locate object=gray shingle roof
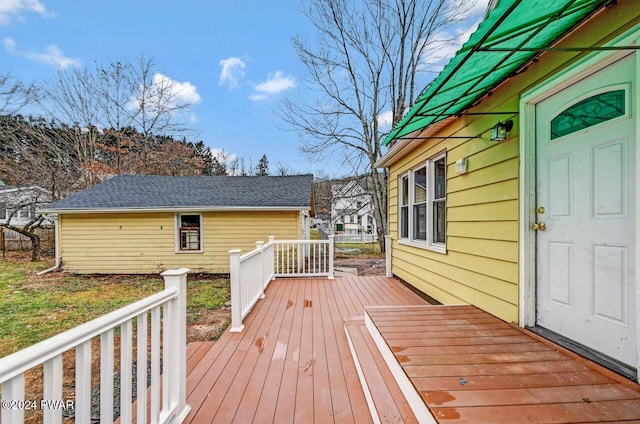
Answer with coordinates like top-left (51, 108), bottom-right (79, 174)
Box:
top-left (41, 174), bottom-right (314, 211)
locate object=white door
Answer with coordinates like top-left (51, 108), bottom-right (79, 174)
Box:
top-left (535, 54), bottom-right (637, 366)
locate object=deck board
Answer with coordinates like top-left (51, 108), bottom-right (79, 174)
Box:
top-left (182, 280), bottom-right (640, 423)
top-left (347, 318), bottom-right (420, 423)
top-left (183, 276), bottom-right (428, 423)
top-left (366, 304), bottom-right (640, 424)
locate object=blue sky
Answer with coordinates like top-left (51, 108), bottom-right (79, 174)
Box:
top-left (1, 0), bottom-right (488, 178)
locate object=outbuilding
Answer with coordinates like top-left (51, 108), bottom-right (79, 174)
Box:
top-left (40, 174), bottom-right (314, 274)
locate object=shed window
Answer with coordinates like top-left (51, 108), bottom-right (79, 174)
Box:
top-left (177, 214), bottom-right (202, 252)
top-left (551, 89), bottom-right (625, 139)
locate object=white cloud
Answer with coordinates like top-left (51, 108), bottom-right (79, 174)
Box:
top-left (3, 36), bottom-right (16, 51)
top-left (0, 0), bottom-right (52, 25)
top-left (30, 44), bottom-right (81, 69)
top-left (377, 110), bottom-right (393, 129)
top-left (127, 72), bottom-right (201, 123)
top-left (418, 0), bottom-right (490, 74)
top-left (211, 148), bottom-right (237, 163)
top-left (219, 57), bottom-right (246, 89)
top-left (250, 71), bottom-right (296, 101)
top-left (3, 37), bottom-right (81, 69)
top-left (249, 93), bottom-right (268, 101)
top-left (152, 73), bottom-right (202, 105)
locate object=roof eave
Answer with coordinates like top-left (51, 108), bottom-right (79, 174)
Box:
top-left (38, 205), bottom-right (311, 215)
top-left (377, 116), bottom-right (457, 168)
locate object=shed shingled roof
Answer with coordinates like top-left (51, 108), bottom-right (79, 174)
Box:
top-left (41, 174), bottom-right (314, 212)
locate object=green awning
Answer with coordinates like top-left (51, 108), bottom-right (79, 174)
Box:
top-left (382, 0), bottom-right (612, 146)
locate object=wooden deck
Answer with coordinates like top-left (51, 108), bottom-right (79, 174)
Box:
top-left (183, 275), bottom-right (427, 423)
top-left (181, 277), bottom-right (640, 423)
top-left (366, 304), bottom-right (640, 423)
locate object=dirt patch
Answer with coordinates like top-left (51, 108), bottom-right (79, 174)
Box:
top-left (334, 257), bottom-right (386, 276)
top-left (188, 307), bottom-right (230, 342)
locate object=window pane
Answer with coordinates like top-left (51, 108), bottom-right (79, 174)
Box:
top-left (414, 167), bottom-right (427, 203)
top-left (400, 206), bottom-right (408, 238)
top-left (551, 90), bottom-right (625, 139)
top-left (433, 200), bottom-right (446, 244)
top-left (181, 229), bottom-right (200, 250)
top-left (413, 203), bottom-right (426, 240)
top-left (434, 157), bottom-right (446, 199)
top-left (401, 176), bottom-right (409, 206)
top-left (179, 214), bottom-right (201, 250)
top-left (180, 214), bottom-right (200, 227)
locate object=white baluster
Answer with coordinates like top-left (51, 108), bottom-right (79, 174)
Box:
top-left (100, 330), bottom-right (114, 424)
top-left (119, 321), bottom-right (133, 424)
top-left (76, 341), bottom-right (92, 423)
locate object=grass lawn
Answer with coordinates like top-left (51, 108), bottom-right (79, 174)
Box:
top-left (335, 241), bottom-right (382, 258)
top-left (0, 253), bottom-right (230, 358)
top-left (310, 228), bottom-right (383, 258)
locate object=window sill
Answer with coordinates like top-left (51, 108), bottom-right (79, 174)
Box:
top-left (175, 249), bottom-right (204, 254)
top-left (397, 239), bottom-right (447, 254)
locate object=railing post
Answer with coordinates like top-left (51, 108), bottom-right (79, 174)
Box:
top-left (229, 249), bottom-right (244, 332)
top-left (256, 241), bottom-right (265, 299)
top-left (385, 235), bottom-right (392, 278)
top-left (161, 267), bottom-right (190, 423)
top-left (269, 236), bottom-right (276, 280)
top-left (328, 235), bottom-right (335, 279)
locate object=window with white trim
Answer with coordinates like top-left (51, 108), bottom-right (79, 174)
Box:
top-left (398, 152), bottom-right (447, 252)
top-left (176, 213), bottom-right (202, 252)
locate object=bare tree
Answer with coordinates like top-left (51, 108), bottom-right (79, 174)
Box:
top-left (280, 0), bottom-right (479, 250)
top-left (38, 55), bottom-right (199, 187)
top-left (0, 73), bottom-right (37, 115)
top-left (0, 186), bottom-right (52, 261)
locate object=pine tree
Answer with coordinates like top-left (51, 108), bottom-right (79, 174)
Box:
top-left (255, 154), bottom-right (269, 176)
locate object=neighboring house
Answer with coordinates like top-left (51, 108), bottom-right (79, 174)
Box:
top-left (0, 184), bottom-right (52, 227)
top-left (40, 174), bottom-right (314, 274)
top-left (377, 0), bottom-right (640, 376)
top-left (331, 180), bottom-right (377, 235)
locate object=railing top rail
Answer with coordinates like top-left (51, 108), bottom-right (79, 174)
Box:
top-left (0, 288), bottom-right (178, 383)
top-left (238, 239), bottom-right (275, 262)
top-left (272, 239), bottom-right (330, 245)
top-left (240, 248), bottom-right (262, 261)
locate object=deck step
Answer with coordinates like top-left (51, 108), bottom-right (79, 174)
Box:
top-left (344, 317), bottom-right (420, 424)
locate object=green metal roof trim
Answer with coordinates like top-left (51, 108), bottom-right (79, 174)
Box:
top-left (382, 0), bottom-right (610, 146)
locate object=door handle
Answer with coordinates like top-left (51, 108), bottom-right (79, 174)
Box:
top-left (532, 222), bottom-right (546, 231)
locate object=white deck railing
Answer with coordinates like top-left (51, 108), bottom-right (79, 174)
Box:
top-left (228, 236), bottom-right (334, 332)
top-left (0, 268), bottom-right (190, 424)
top-left (273, 237), bottom-right (334, 278)
top-left (228, 237), bottom-right (276, 332)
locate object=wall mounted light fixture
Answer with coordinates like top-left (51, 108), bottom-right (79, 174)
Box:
top-left (490, 120), bottom-right (513, 142)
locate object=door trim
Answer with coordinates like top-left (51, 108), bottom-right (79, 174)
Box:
top-left (519, 27), bottom-right (640, 378)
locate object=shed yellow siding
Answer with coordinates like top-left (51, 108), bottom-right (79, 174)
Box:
top-left (386, 1), bottom-right (639, 324)
top-left (59, 210), bottom-right (302, 274)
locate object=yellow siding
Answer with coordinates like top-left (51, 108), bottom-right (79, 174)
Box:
top-left (387, 1), bottom-right (638, 324)
top-left (59, 210), bottom-right (302, 274)
top-left (388, 122), bottom-right (520, 322)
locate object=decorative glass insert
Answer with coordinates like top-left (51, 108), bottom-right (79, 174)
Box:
top-left (551, 90), bottom-right (625, 140)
